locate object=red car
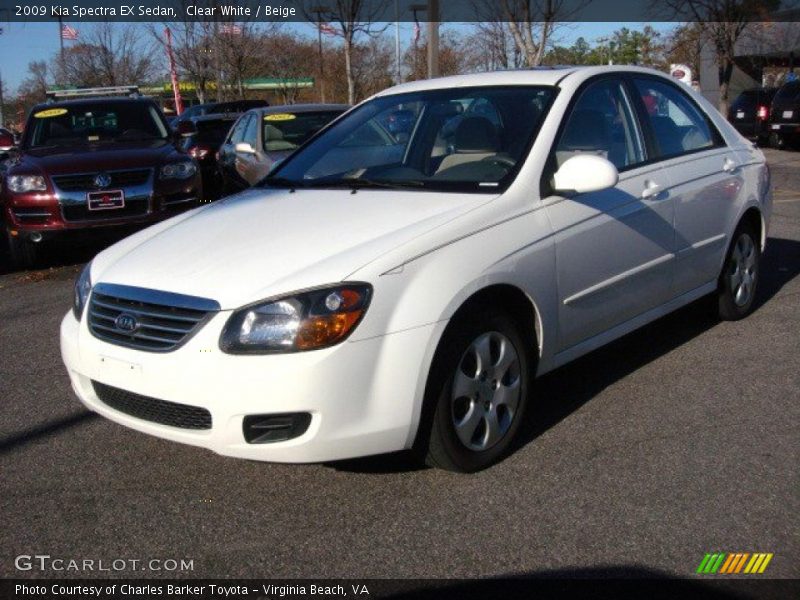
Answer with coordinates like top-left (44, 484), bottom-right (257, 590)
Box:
top-left (1, 89), bottom-right (202, 268)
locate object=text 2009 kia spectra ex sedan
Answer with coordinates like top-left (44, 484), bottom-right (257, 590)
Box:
top-left (60, 66), bottom-right (772, 472)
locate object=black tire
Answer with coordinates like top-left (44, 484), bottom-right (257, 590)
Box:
top-left (717, 222), bottom-right (760, 321)
top-left (5, 227), bottom-right (37, 270)
top-left (769, 132), bottom-right (785, 150)
top-left (418, 308), bottom-right (532, 473)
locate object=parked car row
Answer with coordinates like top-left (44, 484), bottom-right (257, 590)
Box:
top-left (727, 78), bottom-right (800, 149)
top-left (0, 87), bottom-right (346, 268)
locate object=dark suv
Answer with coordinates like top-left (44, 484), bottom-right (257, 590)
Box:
top-left (180, 112), bottom-right (241, 200)
top-left (0, 91), bottom-right (202, 268)
top-left (727, 87), bottom-right (777, 145)
top-left (768, 79), bottom-right (800, 149)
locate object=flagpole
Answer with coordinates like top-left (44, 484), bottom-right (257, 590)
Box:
top-left (164, 27), bottom-right (184, 116)
top-left (394, 0), bottom-right (401, 84)
top-left (58, 15), bottom-right (64, 62)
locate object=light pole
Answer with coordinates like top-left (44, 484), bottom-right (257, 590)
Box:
top-left (394, 0), bottom-right (401, 85)
top-left (427, 0), bottom-right (439, 79)
top-left (311, 6), bottom-right (329, 103)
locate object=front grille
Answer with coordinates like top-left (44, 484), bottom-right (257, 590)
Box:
top-left (53, 169), bottom-right (151, 192)
top-left (93, 381), bottom-right (212, 430)
top-left (62, 199), bottom-right (149, 222)
top-left (88, 284), bottom-right (217, 352)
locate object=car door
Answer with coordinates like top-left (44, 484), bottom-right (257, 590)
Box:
top-left (543, 76), bottom-right (675, 352)
top-left (631, 77), bottom-right (741, 296)
top-left (218, 114), bottom-right (250, 191)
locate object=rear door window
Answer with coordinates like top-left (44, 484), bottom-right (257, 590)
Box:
top-left (634, 78), bottom-right (718, 158)
top-left (228, 115), bottom-right (250, 144)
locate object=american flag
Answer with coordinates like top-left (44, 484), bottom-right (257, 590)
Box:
top-left (61, 24), bottom-right (79, 40)
top-left (319, 22), bottom-right (337, 37)
top-left (220, 23), bottom-right (243, 35)
top-left (412, 21), bottom-right (420, 43)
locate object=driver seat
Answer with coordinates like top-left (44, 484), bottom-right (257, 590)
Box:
top-left (436, 117), bottom-right (500, 173)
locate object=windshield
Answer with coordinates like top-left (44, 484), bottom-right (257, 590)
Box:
top-left (263, 110), bottom-right (344, 153)
top-left (26, 102), bottom-right (169, 148)
top-left (266, 86), bottom-right (555, 192)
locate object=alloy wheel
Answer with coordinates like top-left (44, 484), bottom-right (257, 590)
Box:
top-left (450, 331), bottom-right (522, 451)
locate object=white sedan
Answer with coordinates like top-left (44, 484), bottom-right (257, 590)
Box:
top-left (61, 66), bottom-right (771, 472)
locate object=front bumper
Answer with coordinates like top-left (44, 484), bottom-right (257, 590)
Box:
top-left (2, 176), bottom-right (202, 234)
top-left (60, 309), bottom-right (442, 463)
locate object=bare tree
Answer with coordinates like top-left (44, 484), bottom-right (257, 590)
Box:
top-left (259, 33), bottom-right (319, 104)
top-left (56, 23), bottom-right (158, 88)
top-left (663, 0), bottom-right (780, 113)
top-left (304, 0), bottom-right (389, 104)
top-left (148, 21), bottom-right (216, 103)
top-left (665, 23), bottom-right (704, 80)
top-left (466, 21), bottom-right (524, 71)
top-left (18, 61), bottom-right (49, 99)
top-left (404, 32), bottom-right (468, 81)
top-left (219, 22), bottom-right (282, 99)
top-left (473, 0), bottom-right (584, 68)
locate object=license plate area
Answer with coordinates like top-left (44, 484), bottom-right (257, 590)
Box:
top-left (783, 110), bottom-right (793, 119)
top-left (736, 111), bottom-right (745, 119)
top-left (87, 189), bottom-right (125, 211)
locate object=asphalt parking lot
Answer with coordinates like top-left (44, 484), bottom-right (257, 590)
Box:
top-left (0, 149), bottom-right (798, 582)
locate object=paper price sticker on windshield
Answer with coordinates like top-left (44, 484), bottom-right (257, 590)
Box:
top-left (265, 113), bottom-right (296, 121)
top-left (34, 108), bottom-right (69, 119)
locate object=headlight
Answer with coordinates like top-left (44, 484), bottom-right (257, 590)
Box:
top-left (8, 175), bottom-right (47, 193)
top-left (220, 284), bottom-right (372, 354)
top-left (73, 262), bottom-right (92, 320)
top-left (159, 160), bottom-right (197, 179)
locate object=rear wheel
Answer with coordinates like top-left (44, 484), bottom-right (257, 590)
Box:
top-left (5, 227), bottom-right (37, 270)
top-left (769, 131), bottom-right (785, 150)
top-left (717, 223), bottom-right (760, 320)
top-left (419, 309), bottom-right (532, 472)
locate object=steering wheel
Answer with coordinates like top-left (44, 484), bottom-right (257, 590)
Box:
top-left (481, 155), bottom-right (516, 168)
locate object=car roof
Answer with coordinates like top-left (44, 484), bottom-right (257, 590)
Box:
top-left (30, 96), bottom-right (158, 112)
top-left (259, 104), bottom-right (350, 114)
top-left (373, 65), bottom-right (672, 97)
top-left (191, 112), bottom-right (242, 122)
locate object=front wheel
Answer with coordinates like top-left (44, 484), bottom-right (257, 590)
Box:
top-left (5, 227), bottom-right (38, 270)
top-left (419, 309), bottom-right (532, 472)
top-left (717, 224), bottom-right (760, 320)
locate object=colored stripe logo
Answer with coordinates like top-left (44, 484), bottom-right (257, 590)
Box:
top-left (697, 553), bottom-right (773, 574)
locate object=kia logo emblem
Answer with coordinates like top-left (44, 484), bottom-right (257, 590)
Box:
top-left (114, 313), bottom-right (139, 333)
top-left (94, 173), bottom-right (112, 189)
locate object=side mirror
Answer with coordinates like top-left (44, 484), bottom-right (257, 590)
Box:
top-left (552, 154), bottom-right (619, 195)
top-left (175, 120), bottom-right (197, 138)
top-left (0, 132), bottom-right (16, 149)
top-left (235, 142), bottom-right (256, 155)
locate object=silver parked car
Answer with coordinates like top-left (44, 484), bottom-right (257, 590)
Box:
top-left (217, 104), bottom-right (349, 193)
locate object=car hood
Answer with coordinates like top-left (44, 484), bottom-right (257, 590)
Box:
top-left (94, 187), bottom-right (490, 309)
top-left (13, 141), bottom-right (181, 175)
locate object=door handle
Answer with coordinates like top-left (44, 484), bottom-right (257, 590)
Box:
top-left (641, 180), bottom-right (661, 199)
top-left (723, 157), bottom-right (737, 173)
